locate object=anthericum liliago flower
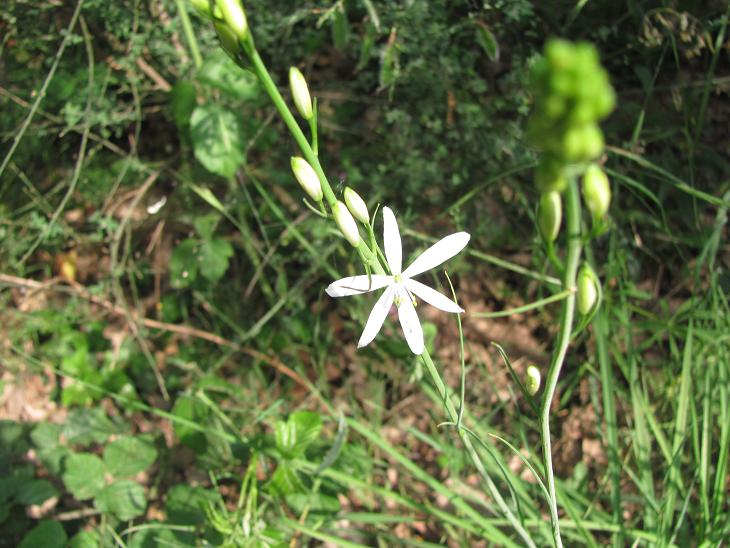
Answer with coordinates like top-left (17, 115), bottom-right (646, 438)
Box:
top-left (326, 206), bottom-right (470, 355)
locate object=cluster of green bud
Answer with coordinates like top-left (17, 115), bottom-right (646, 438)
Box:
top-left (529, 39), bottom-right (615, 171)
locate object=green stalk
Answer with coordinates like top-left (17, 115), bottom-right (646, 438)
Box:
top-left (540, 179), bottom-right (583, 548)
top-left (421, 351), bottom-right (537, 548)
top-left (174, 0), bottom-right (203, 69)
top-left (244, 44), bottom-right (383, 274)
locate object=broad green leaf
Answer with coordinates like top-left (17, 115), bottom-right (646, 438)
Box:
top-left (165, 484), bottom-right (218, 525)
top-left (198, 50), bottom-right (261, 101)
top-left (199, 238), bottom-right (233, 282)
top-left (269, 461), bottom-right (304, 495)
top-left (193, 212), bottom-right (221, 241)
top-left (103, 436), bottom-right (158, 479)
top-left (19, 520), bottom-right (67, 548)
top-left (190, 104), bottom-right (245, 178)
top-left (62, 453), bottom-right (106, 500)
top-left (94, 480), bottom-right (146, 521)
top-left (476, 24), bottom-right (500, 61)
top-left (30, 422), bottom-right (61, 450)
top-left (16, 479), bottom-right (58, 506)
top-left (62, 407), bottom-right (123, 445)
top-left (68, 530), bottom-right (100, 548)
top-left (172, 396), bottom-right (210, 453)
top-left (170, 239), bottom-right (200, 288)
top-left (169, 81), bottom-right (197, 130)
top-left (129, 526), bottom-right (179, 548)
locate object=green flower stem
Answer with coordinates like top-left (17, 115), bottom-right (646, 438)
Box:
top-left (540, 179), bottom-right (583, 548)
top-left (245, 44), bottom-right (383, 274)
top-left (174, 0), bottom-right (203, 69)
top-left (421, 350), bottom-right (537, 548)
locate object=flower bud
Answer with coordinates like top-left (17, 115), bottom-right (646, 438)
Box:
top-left (290, 157), bottom-right (323, 202)
top-left (537, 191), bottom-right (562, 243)
top-left (289, 67), bottom-right (313, 121)
top-left (332, 201), bottom-right (361, 247)
top-left (343, 187), bottom-right (369, 224)
top-left (582, 164), bottom-right (611, 218)
top-left (577, 264), bottom-right (600, 315)
top-left (218, 0), bottom-right (248, 42)
top-left (189, 0), bottom-right (213, 18)
top-left (214, 21), bottom-right (240, 57)
top-left (525, 365), bottom-right (541, 396)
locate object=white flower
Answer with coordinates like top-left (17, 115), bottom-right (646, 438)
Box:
top-left (326, 206), bottom-right (470, 355)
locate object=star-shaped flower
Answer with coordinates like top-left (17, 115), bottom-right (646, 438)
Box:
top-left (326, 206), bottom-right (470, 355)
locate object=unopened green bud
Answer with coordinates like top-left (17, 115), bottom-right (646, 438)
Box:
top-left (582, 164), bottom-right (611, 218)
top-left (537, 191), bottom-right (562, 243)
top-left (289, 67), bottom-right (313, 121)
top-left (343, 187), bottom-right (369, 224)
top-left (577, 264), bottom-right (600, 315)
top-left (290, 157), bottom-right (323, 202)
top-left (332, 201), bottom-right (361, 247)
top-left (214, 21), bottom-right (240, 57)
top-left (525, 365), bottom-right (541, 396)
top-left (218, 0), bottom-right (248, 41)
top-left (189, 0), bottom-right (213, 18)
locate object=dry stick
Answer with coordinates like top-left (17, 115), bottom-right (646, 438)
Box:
top-left (0, 0), bottom-right (86, 181)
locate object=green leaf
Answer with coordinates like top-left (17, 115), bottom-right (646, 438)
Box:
top-left (129, 526), bottom-right (179, 548)
top-left (30, 422), bottom-right (62, 450)
top-left (190, 184), bottom-right (227, 216)
top-left (169, 81), bottom-right (197, 130)
top-left (285, 492), bottom-right (341, 514)
top-left (19, 520), bottom-right (67, 548)
top-left (63, 408), bottom-right (123, 445)
top-left (193, 212), bottom-right (220, 241)
top-left (94, 480), bottom-right (146, 521)
top-left (170, 239), bottom-right (200, 288)
top-left (269, 461), bottom-right (304, 496)
top-left (16, 479), bottom-right (58, 506)
top-left (165, 484), bottom-right (218, 526)
top-left (103, 436), bottom-right (158, 479)
top-left (199, 238), bottom-right (233, 282)
top-left (275, 411), bottom-right (322, 458)
top-left (68, 530), bottom-right (100, 548)
top-left (62, 453), bottom-right (106, 500)
top-left (332, 5), bottom-right (349, 49)
top-left (190, 104), bottom-right (245, 178)
top-left (172, 396), bottom-right (210, 453)
top-left (198, 50), bottom-right (261, 101)
top-left (476, 24), bottom-right (500, 61)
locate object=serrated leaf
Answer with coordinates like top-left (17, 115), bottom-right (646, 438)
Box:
top-left (94, 480), bottom-right (146, 521)
top-left (170, 239), bottom-right (200, 289)
top-left (103, 436), bottom-right (157, 479)
top-left (190, 104), bottom-right (245, 178)
top-left (476, 25), bottom-right (500, 62)
top-left (30, 422), bottom-right (61, 450)
top-left (199, 238), bottom-right (233, 282)
top-left (19, 520), bottom-right (67, 548)
top-left (62, 453), bottom-right (106, 501)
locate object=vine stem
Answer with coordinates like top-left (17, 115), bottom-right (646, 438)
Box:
top-left (540, 179), bottom-right (583, 548)
top-left (421, 351), bottom-right (537, 547)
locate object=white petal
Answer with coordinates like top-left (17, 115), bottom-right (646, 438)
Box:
top-left (358, 285), bottom-right (395, 348)
top-left (326, 275), bottom-right (391, 297)
top-left (396, 290), bottom-right (425, 355)
top-left (405, 278), bottom-right (463, 313)
top-left (402, 232), bottom-right (470, 278)
top-left (382, 206), bottom-right (402, 274)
